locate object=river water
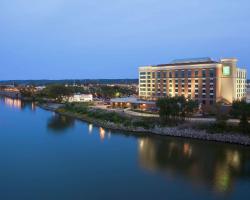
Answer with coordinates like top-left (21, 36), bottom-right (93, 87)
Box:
top-left (0, 97), bottom-right (250, 200)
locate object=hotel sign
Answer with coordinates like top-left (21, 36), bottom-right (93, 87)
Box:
top-left (223, 66), bottom-right (231, 76)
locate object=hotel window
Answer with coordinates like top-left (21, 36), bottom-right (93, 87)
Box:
top-left (182, 89), bottom-right (185, 92)
top-left (195, 94), bottom-right (199, 98)
top-left (202, 89), bottom-right (206, 93)
top-left (140, 72), bottom-right (146, 75)
top-left (188, 84), bottom-right (191, 88)
top-left (182, 85), bottom-right (184, 88)
top-left (209, 69), bottom-right (215, 77)
top-left (157, 72), bottom-right (161, 78)
top-left (210, 95), bottom-right (214, 99)
top-left (175, 84), bottom-right (178, 88)
top-left (169, 89), bottom-right (172, 92)
top-left (163, 72), bottom-right (167, 78)
top-left (210, 100), bottom-right (214, 105)
top-left (195, 85), bottom-right (198, 88)
top-left (195, 80), bottom-right (198, 83)
top-left (169, 79), bottom-right (172, 83)
top-left (175, 79), bottom-right (178, 83)
top-left (188, 89), bottom-right (191, 93)
top-left (169, 72), bottom-right (172, 78)
top-left (188, 79), bottom-right (191, 83)
top-left (202, 70), bottom-right (206, 77)
top-left (152, 72), bottom-right (155, 78)
top-left (202, 95), bottom-right (206, 98)
top-left (181, 70), bottom-right (185, 78)
top-left (188, 70), bottom-right (192, 78)
top-left (195, 89), bottom-right (198, 93)
top-left (195, 70), bottom-right (199, 77)
top-left (175, 71), bottom-right (179, 78)
top-left (202, 100), bottom-right (206, 105)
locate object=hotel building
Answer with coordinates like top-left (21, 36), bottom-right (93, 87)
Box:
top-left (139, 58), bottom-right (247, 108)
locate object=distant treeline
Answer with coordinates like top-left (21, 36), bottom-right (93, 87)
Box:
top-left (0, 79), bottom-right (138, 86)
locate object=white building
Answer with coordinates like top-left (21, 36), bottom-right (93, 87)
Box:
top-left (67, 94), bottom-right (93, 102)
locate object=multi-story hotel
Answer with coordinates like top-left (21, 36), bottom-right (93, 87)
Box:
top-left (139, 58), bottom-right (247, 108)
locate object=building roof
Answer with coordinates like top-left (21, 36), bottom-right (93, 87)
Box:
top-left (155, 57), bottom-right (218, 67)
top-left (110, 97), bottom-right (155, 105)
top-left (170, 57), bottom-right (213, 64)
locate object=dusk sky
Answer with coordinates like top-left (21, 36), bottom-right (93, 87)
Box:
top-left (0, 0), bottom-right (250, 80)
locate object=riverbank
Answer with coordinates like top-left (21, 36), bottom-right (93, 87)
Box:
top-left (37, 102), bottom-right (250, 146)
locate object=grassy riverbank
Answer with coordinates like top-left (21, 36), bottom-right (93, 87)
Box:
top-left (37, 102), bottom-right (250, 146)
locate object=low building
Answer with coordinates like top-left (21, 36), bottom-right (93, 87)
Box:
top-left (139, 57), bottom-right (247, 110)
top-left (67, 94), bottom-right (93, 102)
top-left (110, 97), bottom-right (156, 110)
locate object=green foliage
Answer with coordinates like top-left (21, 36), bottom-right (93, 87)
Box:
top-left (196, 123), bottom-right (236, 134)
top-left (89, 85), bottom-right (135, 99)
top-left (231, 99), bottom-right (250, 134)
top-left (64, 102), bottom-right (89, 114)
top-left (214, 102), bottom-right (229, 124)
top-left (156, 96), bottom-right (198, 124)
top-left (41, 84), bottom-right (73, 102)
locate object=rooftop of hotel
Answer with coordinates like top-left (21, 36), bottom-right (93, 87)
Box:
top-left (156, 57), bottom-right (218, 67)
top-left (110, 97), bottom-right (155, 104)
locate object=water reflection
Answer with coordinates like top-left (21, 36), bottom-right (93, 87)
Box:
top-left (0, 97), bottom-right (36, 111)
top-left (99, 127), bottom-right (105, 140)
top-left (3, 97), bottom-right (22, 109)
top-left (88, 124), bottom-right (93, 134)
top-left (138, 137), bottom-right (250, 194)
top-left (47, 114), bottom-right (75, 133)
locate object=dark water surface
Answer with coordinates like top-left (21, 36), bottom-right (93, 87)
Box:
top-left (0, 97), bottom-right (250, 200)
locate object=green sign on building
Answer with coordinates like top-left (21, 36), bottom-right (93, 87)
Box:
top-left (223, 66), bottom-right (231, 76)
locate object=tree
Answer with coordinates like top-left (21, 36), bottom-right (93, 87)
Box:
top-left (42, 84), bottom-right (73, 102)
top-left (156, 96), bottom-right (198, 124)
top-left (231, 99), bottom-right (250, 133)
top-left (184, 98), bottom-right (199, 118)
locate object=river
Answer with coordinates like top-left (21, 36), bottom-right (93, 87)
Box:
top-left (0, 97), bottom-right (250, 200)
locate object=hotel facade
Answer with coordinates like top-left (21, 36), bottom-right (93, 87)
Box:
top-left (139, 58), bottom-right (247, 108)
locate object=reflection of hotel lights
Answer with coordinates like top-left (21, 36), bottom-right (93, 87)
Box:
top-left (4, 97), bottom-right (22, 109)
top-left (139, 140), bottom-right (144, 149)
top-left (99, 127), bottom-right (105, 140)
top-left (226, 150), bottom-right (240, 169)
top-left (31, 102), bottom-right (36, 111)
top-left (88, 124), bottom-right (93, 134)
top-left (183, 143), bottom-right (192, 157)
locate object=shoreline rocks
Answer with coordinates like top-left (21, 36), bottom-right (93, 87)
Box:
top-left (38, 104), bottom-right (250, 146)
